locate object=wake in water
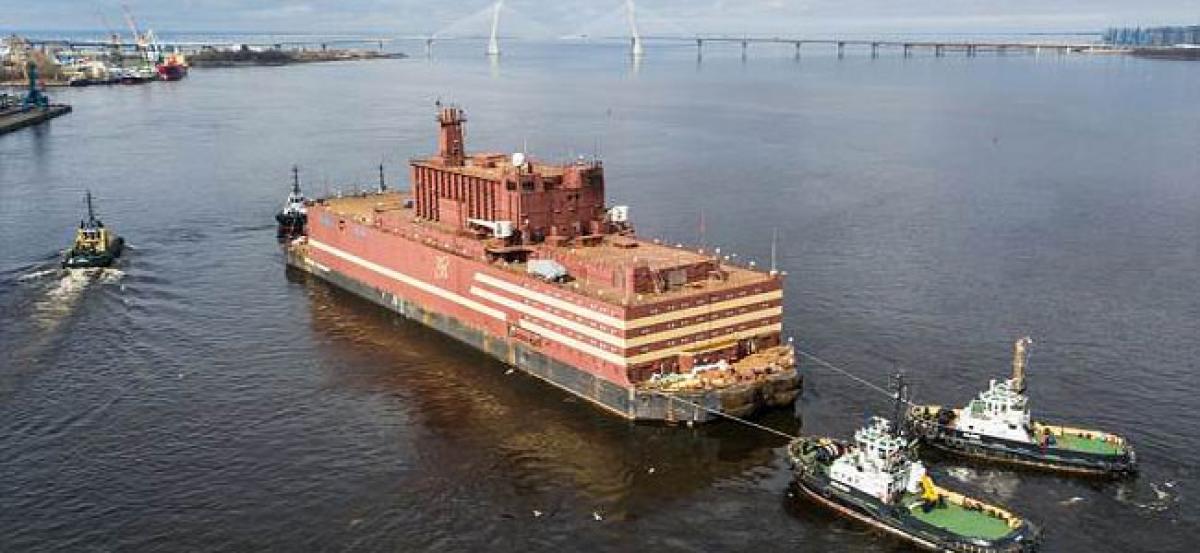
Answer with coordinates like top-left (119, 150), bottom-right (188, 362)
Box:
top-left (1115, 480), bottom-right (1179, 514)
top-left (16, 268), bottom-right (60, 282)
top-left (942, 465), bottom-right (1021, 500)
top-left (30, 267), bottom-right (125, 330)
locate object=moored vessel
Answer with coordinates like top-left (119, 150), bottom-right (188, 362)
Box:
top-left (156, 51), bottom-right (189, 81)
top-left (275, 166), bottom-right (308, 239)
top-left (63, 191), bottom-right (124, 269)
top-left (284, 105), bottom-right (801, 422)
top-left (787, 377), bottom-right (1041, 552)
top-left (908, 338), bottom-right (1137, 476)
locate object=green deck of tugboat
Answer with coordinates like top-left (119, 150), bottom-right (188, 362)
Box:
top-left (903, 495), bottom-right (1013, 540)
top-left (1052, 433), bottom-right (1123, 455)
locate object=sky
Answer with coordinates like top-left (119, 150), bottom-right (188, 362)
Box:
top-left (1, 1), bottom-right (1197, 36)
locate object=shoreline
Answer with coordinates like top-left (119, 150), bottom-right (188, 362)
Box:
top-left (187, 49), bottom-right (406, 68)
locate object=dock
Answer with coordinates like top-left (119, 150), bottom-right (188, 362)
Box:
top-left (0, 105), bottom-right (72, 135)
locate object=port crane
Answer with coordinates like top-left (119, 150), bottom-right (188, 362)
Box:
top-left (121, 2), bottom-right (162, 63)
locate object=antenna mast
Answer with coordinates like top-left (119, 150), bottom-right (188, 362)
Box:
top-left (890, 372), bottom-right (910, 437)
top-left (770, 227), bottom-right (778, 274)
top-left (1011, 336), bottom-right (1032, 394)
top-left (378, 163), bottom-right (387, 192)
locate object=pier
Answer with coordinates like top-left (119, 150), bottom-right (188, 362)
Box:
top-left (0, 104), bottom-right (72, 135)
top-left (0, 62), bottom-right (71, 135)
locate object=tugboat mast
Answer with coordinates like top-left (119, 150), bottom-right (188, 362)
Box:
top-left (291, 165), bottom-right (302, 195)
top-left (891, 372), bottom-right (909, 437)
top-left (84, 189), bottom-right (102, 227)
top-left (1011, 337), bottom-right (1032, 394)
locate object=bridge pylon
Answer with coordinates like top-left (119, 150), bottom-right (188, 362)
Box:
top-left (486, 1), bottom-right (502, 56)
top-left (626, 0), bottom-right (644, 56)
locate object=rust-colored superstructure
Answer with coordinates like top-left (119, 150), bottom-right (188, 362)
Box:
top-left (286, 107), bottom-right (800, 421)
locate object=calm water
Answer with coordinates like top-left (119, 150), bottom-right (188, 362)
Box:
top-left (2, 40), bottom-right (1198, 551)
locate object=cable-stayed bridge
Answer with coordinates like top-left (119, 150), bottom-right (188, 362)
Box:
top-left (23, 1), bottom-right (1118, 59)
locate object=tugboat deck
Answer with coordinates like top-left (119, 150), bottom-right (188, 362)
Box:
top-left (904, 494), bottom-right (1014, 540)
top-left (1051, 432), bottom-right (1124, 455)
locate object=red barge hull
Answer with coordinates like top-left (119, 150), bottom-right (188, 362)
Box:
top-left (285, 107), bottom-right (800, 423)
top-left (287, 232), bottom-right (798, 422)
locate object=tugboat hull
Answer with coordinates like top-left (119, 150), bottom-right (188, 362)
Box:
top-left (910, 419), bottom-right (1137, 477)
top-left (787, 435), bottom-right (1040, 553)
top-left (63, 238), bottom-right (124, 269)
top-left (275, 212), bottom-right (307, 239)
top-left (791, 472), bottom-right (1039, 553)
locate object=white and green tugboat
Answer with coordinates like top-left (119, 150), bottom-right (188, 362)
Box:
top-left (908, 338), bottom-right (1137, 477)
top-left (787, 376), bottom-right (1040, 552)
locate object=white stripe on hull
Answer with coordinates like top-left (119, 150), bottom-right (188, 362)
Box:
top-left (473, 271), bottom-right (782, 331)
top-left (470, 286), bottom-right (625, 348)
top-left (308, 240), bottom-right (783, 369)
top-left (518, 320), bottom-right (628, 367)
top-left (627, 323), bottom-right (783, 365)
top-left (626, 307), bottom-right (783, 347)
top-left (472, 285), bottom-right (782, 351)
top-left (308, 239), bottom-right (507, 322)
top-left (475, 272), bottom-right (627, 328)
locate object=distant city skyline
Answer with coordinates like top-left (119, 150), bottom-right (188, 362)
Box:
top-left (2, 0), bottom-right (1197, 35)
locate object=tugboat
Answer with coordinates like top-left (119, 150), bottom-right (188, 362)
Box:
top-left (275, 166), bottom-right (307, 239)
top-left (63, 191), bottom-right (124, 269)
top-left (787, 375), bottom-right (1040, 552)
top-left (908, 338), bottom-right (1137, 477)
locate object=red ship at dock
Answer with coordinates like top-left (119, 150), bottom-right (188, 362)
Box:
top-left (285, 106), bottom-right (800, 422)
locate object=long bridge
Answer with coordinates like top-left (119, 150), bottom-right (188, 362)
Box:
top-left (18, 33), bottom-right (1119, 61)
top-left (403, 35), bottom-right (1117, 60)
top-left (642, 36), bottom-right (1118, 58)
top-left (15, 0), bottom-right (1118, 60)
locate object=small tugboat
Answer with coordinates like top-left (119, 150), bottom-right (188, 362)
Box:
top-left (787, 376), bottom-right (1040, 552)
top-left (63, 191), bottom-right (124, 269)
top-left (908, 338), bottom-right (1137, 477)
top-left (275, 166), bottom-right (307, 239)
